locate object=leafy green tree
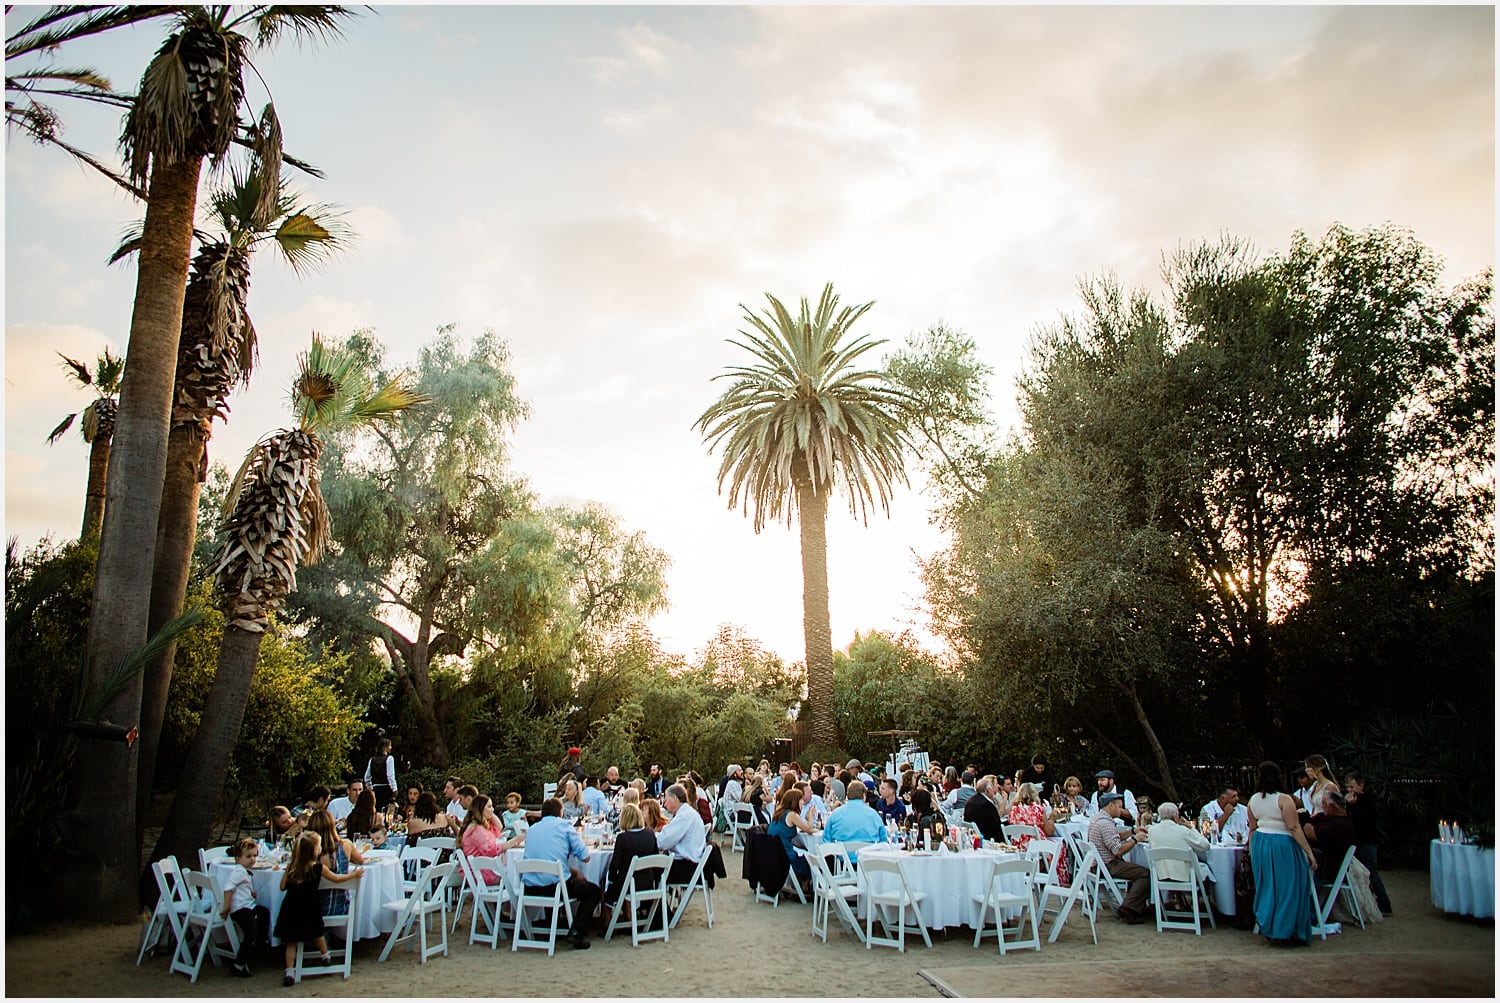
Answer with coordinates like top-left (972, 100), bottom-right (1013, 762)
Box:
top-left (68, 5), bottom-right (355, 919)
top-left (45, 350), bottom-right (125, 541)
top-left (153, 335), bottom-right (425, 866)
top-left (695, 283), bottom-right (913, 747)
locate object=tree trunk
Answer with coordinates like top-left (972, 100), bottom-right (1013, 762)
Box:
top-left (80, 433), bottom-right (111, 542)
top-left (62, 155), bottom-right (200, 921)
top-left (794, 458), bottom-right (838, 749)
top-left (135, 418), bottom-right (210, 847)
top-left (1122, 681), bottom-right (1179, 802)
top-left (151, 623), bottom-right (264, 868)
top-left (382, 631), bottom-right (449, 767)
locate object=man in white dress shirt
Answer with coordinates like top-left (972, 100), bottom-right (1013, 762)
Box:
top-left (1089, 770), bottom-right (1139, 819)
top-left (656, 783), bottom-right (707, 885)
top-left (328, 779), bottom-right (363, 824)
top-left (1201, 786), bottom-right (1249, 841)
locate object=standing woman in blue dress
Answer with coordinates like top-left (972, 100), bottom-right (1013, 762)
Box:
top-left (1247, 760), bottom-right (1318, 945)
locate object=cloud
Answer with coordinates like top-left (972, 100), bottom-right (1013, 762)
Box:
top-left (588, 23), bottom-right (688, 83)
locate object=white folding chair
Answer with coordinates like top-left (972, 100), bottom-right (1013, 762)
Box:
top-left (416, 835), bottom-right (456, 854)
top-left (399, 845), bottom-right (441, 894)
top-left (291, 871), bottom-right (363, 982)
top-left (797, 846), bottom-right (865, 945)
top-left (512, 858), bottom-right (574, 955)
top-left (198, 846), bottom-right (233, 874)
top-left (1066, 829), bottom-right (1127, 909)
top-left (859, 856), bottom-right (931, 952)
top-left (377, 860), bottom-right (455, 963)
top-left (169, 871), bottom-right (241, 982)
top-left (603, 852), bottom-right (671, 946)
top-left (138, 857), bottom-right (192, 965)
top-left (1311, 845), bottom-right (1365, 937)
top-left (666, 844), bottom-right (716, 929)
top-left (1027, 839), bottom-right (1067, 907)
top-left (972, 856), bottom-right (1041, 954)
top-left (542, 782), bottom-right (558, 803)
top-left (1042, 844), bottom-right (1101, 945)
top-left (456, 853), bottom-right (510, 948)
top-left (728, 803), bottom-right (758, 852)
top-left (1002, 823), bottom-right (1040, 844)
top-left (1148, 846), bottom-right (1216, 935)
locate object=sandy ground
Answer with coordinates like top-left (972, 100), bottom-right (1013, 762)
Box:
top-left (5, 858), bottom-right (1492, 998)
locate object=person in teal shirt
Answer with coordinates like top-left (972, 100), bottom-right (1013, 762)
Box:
top-left (822, 781), bottom-right (888, 863)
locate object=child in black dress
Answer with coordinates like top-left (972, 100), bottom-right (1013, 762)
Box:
top-left (273, 831), bottom-right (362, 987)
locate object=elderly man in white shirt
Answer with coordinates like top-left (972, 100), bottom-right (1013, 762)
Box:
top-left (1146, 802), bottom-right (1213, 885)
top-left (656, 783), bottom-right (707, 885)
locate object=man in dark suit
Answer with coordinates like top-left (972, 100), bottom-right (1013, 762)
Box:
top-left (963, 775), bottom-right (1006, 841)
top-left (644, 763), bottom-right (666, 800)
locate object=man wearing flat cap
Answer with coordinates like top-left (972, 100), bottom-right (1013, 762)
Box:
top-left (720, 763), bottom-right (744, 805)
top-left (1089, 792), bottom-right (1151, 922)
top-left (1089, 769), bottom-right (1138, 819)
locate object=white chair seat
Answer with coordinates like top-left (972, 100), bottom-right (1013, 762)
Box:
top-left (378, 860), bottom-right (455, 964)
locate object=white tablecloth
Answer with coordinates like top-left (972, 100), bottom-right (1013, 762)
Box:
top-left (208, 849), bottom-right (403, 944)
top-left (856, 845), bottom-right (1027, 929)
top-left (1431, 840), bottom-right (1495, 918)
top-left (1206, 843), bottom-right (1243, 915)
top-left (504, 846), bottom-right (614, 911)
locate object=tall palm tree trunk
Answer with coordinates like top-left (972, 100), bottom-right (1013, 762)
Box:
top-left (135, 418), bottom-right (210, 846)
top-left (64, 156), bottom-right (200, 921)
top-left (795, 462), bottom-right (838, 748)
top-left (81, 433), bottom-right (112, 541)
top-left (151, 624), bottom-right (263, 866)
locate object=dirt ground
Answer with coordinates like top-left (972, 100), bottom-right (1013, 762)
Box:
top-left (5, 861), bottom-right (1492, 998)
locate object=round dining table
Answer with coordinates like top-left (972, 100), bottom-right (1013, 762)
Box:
top-left (1430, 839), bottom-right (1495, 918)
top-left (855, 843), bottom-right (1031, 929)
top-left (207, 847), bottom-right (404, 944)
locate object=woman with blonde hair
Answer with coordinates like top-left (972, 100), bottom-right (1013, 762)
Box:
top-left (1304, 755), bottom-right (1338, 816)
top-left (604, 803), bottom-right (659, 908)
top-left (559, 777), bottom-right (586, 821)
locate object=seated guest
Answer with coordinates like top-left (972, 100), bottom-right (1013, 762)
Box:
top-left (406, 792), bottom-right (455, 840)
top-left (499, 792), bottom-right (529, 839)
top-left (1202, 786), bottom-right (1249, 841)
top-left (1005, 782), bottom-right (1055, 850)
top-left (267, 805), bottom-right (305, 844)
top-left (1345, 770), bottom-right (1392, 915)
top-left (964, 776), bottom-right (1006, 842)
top-left (604, 803), bottom-right (660, 909)
top-left (292, 785), bottom-right (330, 818)
top-left (344, 789), bottom-right (387, 847)
top-left (602, 765), bottom-right (623, 796)
top-left (944, 770), bottom-right (978, 810)
top-left (1061, 776), bottom-right (1090, 815)
top-left (742, 777), bottom-right (770, 824)
top-left (581, 777), bottom-right (610, 818)
top-left (1089, 792), bottom-right (1151, 923)
top-left (400, 782), bottom-right (423, 821)
top-left (1090, 770), bottom-right (1139, 819)
top-left (823, 781), bottom-right (888, 862)
top-left (656, 784), bottom-right (708, 885)
top-left (460, 795), bottom-right (524, 882)
top-left (994, 774), bottom-right (1018, 819)
top-left (446, 783), bottom-right (478, 831)
top-left (641, 798), bottom-right (667, 832)
top-left (441, 777), bottom-right (465, 821)
top-left (907, 788), bottom-right (945, 848)
top-left (823, 764), bottom-right (846, 803)
top-left (629, 777), bottom-right (647, 801)
top-left (558, 778), bottom-right (587, 821)
top-left (873, 778), bottom-right (908, 825)
top-left (768, 784), bottom-right (816, 893)
top-left (328, 780), bottom-right (363, 824)
top-left (1147, 803), bottom-right (1211, 885)
top-left (520, 798), bottom-right (599, 949)
top-left (679, 775), bottom-right (712, 824)
top-left (942, 765), bottom-right (961, 794)
top-left (1302, 789), bottom-right (1355, 883)
top-left (721, 764), bottom-right (745, 805)
top-left (644, 764), bottom-right (667, 801)
top-left (802, 779), bottom-right (830, 826)
top-left (897, 763), bottom-right (918, 799)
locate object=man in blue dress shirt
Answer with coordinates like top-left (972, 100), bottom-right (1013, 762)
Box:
top-left (521, 798), bottom-right (601, 949)
top-left (823, 782), bottom-right (888, 863)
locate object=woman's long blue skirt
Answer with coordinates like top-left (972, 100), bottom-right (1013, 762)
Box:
top-left (1251, 831), bottom-right (1311, 942)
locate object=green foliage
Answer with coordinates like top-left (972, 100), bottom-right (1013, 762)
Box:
top-left (161, 580), bottom-right (369, 808)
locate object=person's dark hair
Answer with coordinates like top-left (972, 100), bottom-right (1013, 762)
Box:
top-left (445, 776), bottom-right (463, 790)
top-left (414, 791), bottom-right (442, 822)
top-left (1031, 754), bottom-right (1048, 767)
top-left (810, 778), bottom-right (825, 797)
top-left (880, 777), bottom-right (897, 794)
top-left (911, 788), bottom-right (933, 814)
top-left (405, 783), bottom-right (422, 800)
top-left (1219, 785), bottom-right (1239, 797)
top-left (584, 775), bottom-right (598, 788)
top-left (463, 794), bottom-right (491, 833)
top-left (376, 737), bottom-right (392, 755)
top-left (846, 781), bottom-right (867, 802)
top-left (961, 770), bottom-right (976, 785)
top-left (457, 784), bottom-right (478, 800)
top-left (347, 789), bottom-right (379, 836)
top-left (1345, 769), bottom-right (1365, 785)
top-left (1254, 761), bottom-right (1284, 796)
top-left (541, 797), bottom-right (563, 818)
top-left (305, 784), bottom-right (330, 805)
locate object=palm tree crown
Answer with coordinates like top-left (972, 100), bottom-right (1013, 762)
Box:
top-left (47, 350), bottom-right (125, 445)
top-left (695, 282), bottom-right (913, 532)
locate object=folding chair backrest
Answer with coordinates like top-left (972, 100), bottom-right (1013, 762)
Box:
top-left (626, 852), bottom-right (671, 890)
top-left (542, 782), bottom-right (558, 803)
top-left (401, 845), bottom-right (441, 881)
top-left (1003, 824), bottom-right (1040, 843)
top-left (1148, 845), bottom-right (1198, 877)
top-left (198, 846), bottom-right (233, 873)
top-left (987, 855), bottom-right (1038, 888)
top-left (515, 857), bottom-right (567, 884)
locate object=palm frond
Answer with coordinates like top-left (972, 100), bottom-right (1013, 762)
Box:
top-left (85, 607), bottom-right (204, 719)
top-left (106, 222), bottom-right (143, 264)
top-left (269, 205), bottom-right (352, 273)
top-left (231, 5), bottom-right (360, 48)
top-left (5, 5), bottom-right (180, 61)
top-left (248, 101), bottom-right (282, 227)
top-left (56, 352), bottom-right (92, 387)
top-left (46, 413), bottom-right (77, 444)
top-left (95, 348), bottom-right (125, 393)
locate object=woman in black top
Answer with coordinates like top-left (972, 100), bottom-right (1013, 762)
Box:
top-left (907, 788), bottom-right (946, 848)
top-left (604, 803), bottom-right (661, 908)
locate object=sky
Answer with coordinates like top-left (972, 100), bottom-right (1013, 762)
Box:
top-left (5, 5), bottom-right (1495, 666)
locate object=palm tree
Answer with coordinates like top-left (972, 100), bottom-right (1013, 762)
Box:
top-left (130, 171), bottom-right (352, 841)
top-left (67, 5), bottom-right (354, 921)
top-left (45, 350), bottom-right (125, 541)
top-left (153, 335), bottom-right (428, 866)
top-left (694, 283), bottom-right (913, 748)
